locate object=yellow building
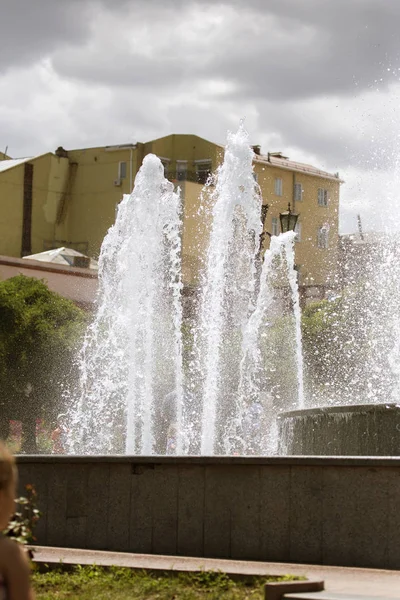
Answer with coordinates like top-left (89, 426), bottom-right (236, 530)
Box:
top-left (0, 135), bottom-right (341, 297)
top-left (253, 150), bottom-right (341, 294)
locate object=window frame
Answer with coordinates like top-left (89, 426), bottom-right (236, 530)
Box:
top-left (294, 182), bottom-right (303, 202)
top-left (195, 160), bottom-right (212, 184)
top-left (317, 226), bottom-right (329, 249)
top-left (118, 161), bottom-right (127, 180)
top-left (318, 188), bottom-right (329, 207)
top-left (274, 177), bottom-right (283, 196)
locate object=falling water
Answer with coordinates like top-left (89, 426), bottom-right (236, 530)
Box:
top-left (68, 126), bottom-right (304, 455)
top-left (282, 234), bottom-right (304, 409)
top-left (235, 231), bottom-right (303, 454)
top-left (196, 125), bottom-right (262, 455)
top-left (68, 155), bottom-right (183, 454)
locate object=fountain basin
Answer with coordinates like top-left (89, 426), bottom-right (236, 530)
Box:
top-left (16, 455), bottom-right (400, 570)
top-left (278, 403), bottom-right (400, 456)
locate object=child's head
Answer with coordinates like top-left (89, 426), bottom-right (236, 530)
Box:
top-left (0, 444), bottom-right (17, 530)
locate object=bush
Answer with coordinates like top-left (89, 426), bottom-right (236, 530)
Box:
top-left (4, 484), bottom-right (41, 553)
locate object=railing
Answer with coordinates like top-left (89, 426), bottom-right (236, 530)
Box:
top-left (166, 171), bottom-right (211, 185)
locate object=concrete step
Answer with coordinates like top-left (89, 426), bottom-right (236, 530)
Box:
top-left (285, 593), bottom-right (400, 600)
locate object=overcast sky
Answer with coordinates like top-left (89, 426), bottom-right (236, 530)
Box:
top-left (2, 0), bottom-right (400, 233)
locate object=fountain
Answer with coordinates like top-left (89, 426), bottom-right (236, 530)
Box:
top-left (68, 154), bottom-right (184, 455)
top-left (68, 125), bottom-right (304, 455)
top-left (19, 124), bottom-right (400, 568)
top-left (278, 232), bottom-right (400, 456)
top-left (67, 122), bottom-right (400, 458)
top-left (15, 122), bottom-right (400, 572)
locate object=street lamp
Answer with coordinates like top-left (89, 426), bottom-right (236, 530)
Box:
top-left (259, 202), bottom-right (299, 252)
top-left (279, 203), bottom-right (299, 234)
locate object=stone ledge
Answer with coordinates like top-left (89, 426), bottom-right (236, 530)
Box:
top-left (265, 580), bottom-right (324, 600)
top-left (280, 403), bottom-right (400, 419)
top-left (15, 455), bottom-right (400, 467)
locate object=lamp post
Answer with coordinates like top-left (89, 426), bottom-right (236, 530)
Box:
top-left (258, 202), bottom-right (299, 253)
top-left (279, 203), bottom-right (299, 234)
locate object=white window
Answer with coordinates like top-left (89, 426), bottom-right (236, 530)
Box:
top-left (176, 161), bottom-right (187, 181)
top-left (295, 222), bottom-right (302, 243)
top-left (317, 226), bottom-right (329, 249)
top-left (271, 217), bottom-right (279, 236)
top-left (195, 160), bottom-right (212, 184)
top-left (294, 182), bottom-right (302, 201)
top-left (274, 177), bottom-right (283, 196)
top-left (318, 188), bottom-right (328, 206)
top-left (118, 161), bottom-right (127, 179)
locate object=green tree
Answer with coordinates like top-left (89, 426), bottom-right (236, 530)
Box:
top-left (301, 286), bottom-right (371, 405)
top-left (0, 275), bottom-right (86, 452)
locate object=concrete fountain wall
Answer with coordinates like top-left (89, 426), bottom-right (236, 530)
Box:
top-left (277, 403), bottom-right (400, 456)
top-left (17, 455), bottom-right (400, 570)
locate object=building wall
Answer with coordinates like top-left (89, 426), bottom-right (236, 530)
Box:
top-left (31, 154), bottom-right (70, 254)
top-left (181, 180), bottom-right (213, 286)
top-left (293, 172), bottom-right (339, 287)
top-left (0, 154), bottom-right (70, 257)
top-left (254, 162), bottom-right (340, 287)
top-left (62, 135), bottom-right (221, 266)
top-left (0, 163), bottom-right (25, 256)
top-left (142, 134), bottom-right (222, 179)
top-left (17, 455), bottom-right (400, 570)
top-left (64, 146), bottom-right (138, 256)
top-left (0, 137), bottom-right (340, 291)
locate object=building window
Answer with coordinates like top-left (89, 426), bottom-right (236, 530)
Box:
top-left (271, 217), bottom-right (279, 236)
top-left (295, 222), bottom-right (302, 243)
top-left (318, 188), bottom-right (328, 206)
top-left (195, 160), bottom-right (212, 184)
top-left (317, 226), bottom-right (329, 249)
top-left (176, 161), bottom-right (187, 181)
top-left (274, 177), bottom-right (283, 196)
top-left (294, 182), bottom-right (302, 201)
top-left (118, 161), bottom-right (127, 179)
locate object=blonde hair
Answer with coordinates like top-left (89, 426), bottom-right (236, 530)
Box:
top-left (0, 443), bottom-right (16, 491)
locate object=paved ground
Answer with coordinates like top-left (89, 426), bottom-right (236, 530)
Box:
top-left (31, 546), bottom-right (400, 597)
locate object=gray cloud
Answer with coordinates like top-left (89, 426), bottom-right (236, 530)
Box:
top-left (3, 0), bottom-right (400, 102)
top-left (0, 0), bottom-right (92, 74)
top-left (2, 0), bottom-right (400, 233)
top-left (46, 0), bottom-right (400, 102)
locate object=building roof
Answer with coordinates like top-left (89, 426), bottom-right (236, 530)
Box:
top-left (0, 255), bottom-right (98, 309)
top-left (0, 157), bottom-right (34, 173)
top-left (0, 138), bottom-right (340, 184)
top-left (255, 153), bottom-right (343, 182)
top-left (23, 247), bottom-right (98, 270)
top-left (146, 133), bottom-right (225, 150)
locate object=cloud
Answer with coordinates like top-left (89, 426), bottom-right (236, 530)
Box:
top-left (45, 0), bottom-right (400, 101)
top-left (2, 0), bottom-right (400, 233)
top-left (0, 0), bottom-right (91, 74)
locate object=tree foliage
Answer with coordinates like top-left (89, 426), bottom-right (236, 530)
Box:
top-left (301, 286), bottom-right (371, 405)
top-left (0, 275), bottom-right (86, 451)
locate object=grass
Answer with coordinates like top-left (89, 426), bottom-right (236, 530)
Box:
top-left (32, 565), bottom-right (301, 599)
